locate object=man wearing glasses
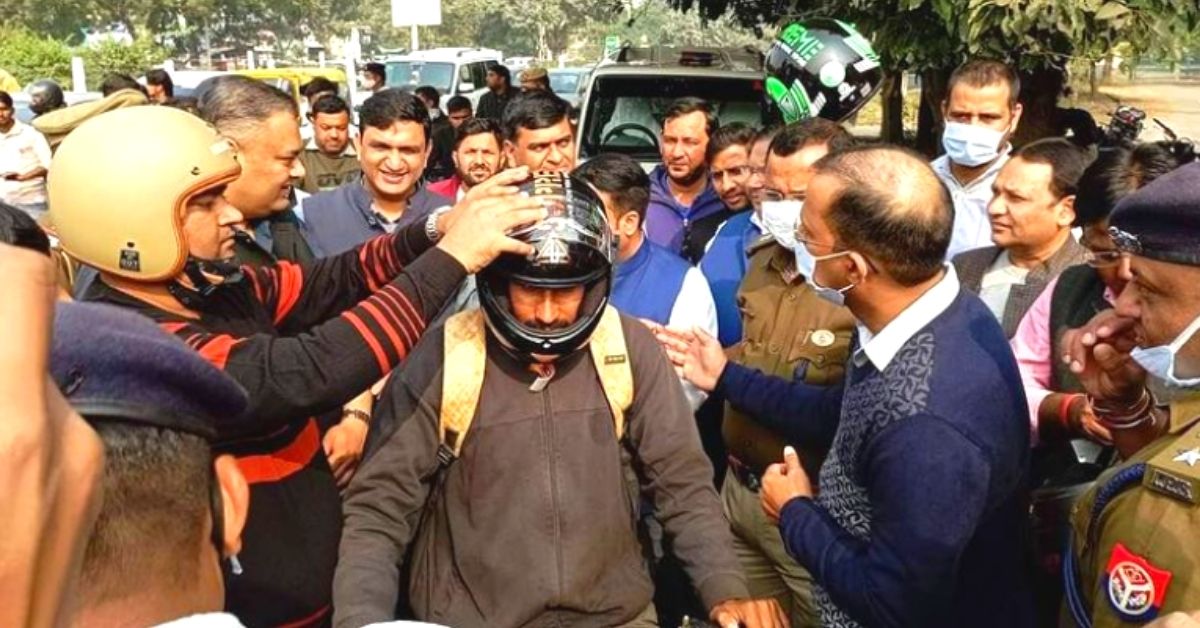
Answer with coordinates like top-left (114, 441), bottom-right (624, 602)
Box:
top-left (1011, 143), bottom-right (1185, 448)
top-left (1005, 143), bottom-right (1187, 625)
top-left (952, 138), bottom-right (1091, 338)
top-left (658, 119), bottom-right (858, 627)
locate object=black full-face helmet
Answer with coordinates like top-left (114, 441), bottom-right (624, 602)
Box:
top-left (28, 79), bottom-right (66, 116)
top-left (477, 171), bottom-right (615, 358)
top-left (764, 18), bottom-right (883, 123)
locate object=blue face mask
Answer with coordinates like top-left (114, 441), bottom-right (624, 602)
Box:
top-left (941, 121), bottom-right (1006, 168)
top-left (1131, 313), bottom-right (1200, 388)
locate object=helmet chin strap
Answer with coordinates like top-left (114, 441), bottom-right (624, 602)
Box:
top-left (167, 257), bottom-right (244, 310)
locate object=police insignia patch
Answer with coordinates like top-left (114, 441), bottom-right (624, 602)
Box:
top-left (1104, 543), bottom-right (1172, 622)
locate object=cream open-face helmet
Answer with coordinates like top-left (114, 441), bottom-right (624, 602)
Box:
top-left (49, 106), bottom-right (241, 283)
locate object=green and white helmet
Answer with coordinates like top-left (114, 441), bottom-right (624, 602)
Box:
top-left (764, 19), bottom-right (883, 123)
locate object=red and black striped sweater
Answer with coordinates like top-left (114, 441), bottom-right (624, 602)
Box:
top-left (83, 221), bottom-right (466, 627)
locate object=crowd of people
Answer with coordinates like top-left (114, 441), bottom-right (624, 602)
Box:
top-left (3, 47), bottom-right (1200, 628)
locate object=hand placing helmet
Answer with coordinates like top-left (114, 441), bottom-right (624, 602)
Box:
top-left (49, 106), bottom-right (241, 283)
top-left (764, 19), bottom-right (883, 123)
top-left (477, 171), bottom-right (615, 358)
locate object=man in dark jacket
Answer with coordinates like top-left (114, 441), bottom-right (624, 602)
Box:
top-left (476, 64), bottom-right (515, 123)
top-left (49, 105), bottom-right (545, 627)
top-left (335, 172), bottom-right (784, 628)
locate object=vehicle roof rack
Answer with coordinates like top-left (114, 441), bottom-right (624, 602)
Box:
top-left (614, 45), bottom-right (764, 71)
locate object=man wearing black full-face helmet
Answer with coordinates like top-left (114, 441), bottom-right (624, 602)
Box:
top-left (48, 105), bottom-right (546, 627)
top-left (336, 171), bottom-right (786, 628)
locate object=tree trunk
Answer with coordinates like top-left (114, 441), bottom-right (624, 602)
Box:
top-left (1089, 60), bottom-right (1098, 98)
top-left (1102, 53), bottom-right (1114, 82)
top-left (1013, 66), bottom-right (1066, 148)
top-left (879, 70), bottom-right (904, 144)
top-left (916, 66), bottom-right (951, 158)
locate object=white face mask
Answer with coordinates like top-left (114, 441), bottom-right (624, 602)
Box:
top-left (941, 121), bottom-right (1006, 168)
top-left (1131, 313), bottom-right (1200, 388)
top-left (806, 249), bottom-right (861, 308)
top-left (761, 200), bottom-right (802, 250)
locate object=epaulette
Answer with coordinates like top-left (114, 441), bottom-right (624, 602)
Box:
top-left (1142, 399), bottom-right (1200, 505)
top-left (746, 233), bottom-right (776, 256)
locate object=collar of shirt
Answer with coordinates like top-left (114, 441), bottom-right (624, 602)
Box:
top-left (0, 120), bottom-right (29, 139)
top-left (853, 264), bottom-right (961, 371)
top-left (930, 147), bottom-right (1012, 192)
top-left (749, 210), bottom-right (763, 231)
top-left (154, 612), bottom-right (246, 628)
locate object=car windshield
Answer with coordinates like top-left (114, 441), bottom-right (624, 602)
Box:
top-left (579, 75), bottom-right (766, 161)
top-left (385, 61), bottom-right (455, 93)
top-left (550, 72), bottom-right (583, 94)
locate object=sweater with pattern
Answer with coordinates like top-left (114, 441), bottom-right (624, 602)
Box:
top-left (719, 291), bottom-right (1036, 628)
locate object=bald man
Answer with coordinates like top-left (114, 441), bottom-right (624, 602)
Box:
top-left (665, 146), bottom-right (1035, 628)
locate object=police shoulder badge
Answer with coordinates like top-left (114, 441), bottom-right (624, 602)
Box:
top-left (1104, 542), bottom-right (1173, 622)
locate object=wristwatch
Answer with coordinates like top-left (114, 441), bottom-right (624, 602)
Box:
top-left (425, 205), bottom-right (452, 242)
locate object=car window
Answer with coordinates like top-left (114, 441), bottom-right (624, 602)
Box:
top-left (386, 61), bottom-right (456, 93)
top-left (579, 75), bottom-right (767, 160)
top-left (549, 72), bottom-right (581, 94)
top-left (470, 63), bottom-right (488, 89)
top-left (458, 64), bottom-right (472, 86)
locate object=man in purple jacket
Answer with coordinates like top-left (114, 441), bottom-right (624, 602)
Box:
top-left (645, 97), bottom-right (734, 264)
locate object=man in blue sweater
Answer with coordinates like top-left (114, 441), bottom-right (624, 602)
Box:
top-left (699, 122), bottom-right (760, 348)
top-left (645, 98), bottom-right (732, 264)
top-left (662, 145), bottom-right (1035, 628)
top-left (574, 153), bottom-right (716, 411)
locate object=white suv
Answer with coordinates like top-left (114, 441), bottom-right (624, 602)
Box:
top-left (384, 48), bottom-right (503, 109)
top-left (577, 46), bottom-right (770, 171)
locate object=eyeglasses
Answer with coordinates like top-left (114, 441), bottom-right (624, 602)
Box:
top-left (793, 221), bottom-right (837, 252)
top-left (1084, 249), bottom-right (1125, 269)
top-left (762, 189), bottom-right (806, 203)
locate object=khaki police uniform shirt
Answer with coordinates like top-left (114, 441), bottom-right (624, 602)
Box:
top-left (1067, 395), bottom-right (1200, 627)
top-left (723, 238), bottom-right (855, 475)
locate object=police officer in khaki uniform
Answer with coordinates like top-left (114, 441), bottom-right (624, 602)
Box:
top-left (657, 119), bottom-right (855, 626)
top-left (1061, 161), bottom-right (1200, 628)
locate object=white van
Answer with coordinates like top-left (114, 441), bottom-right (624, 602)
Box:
top-left (384, 48), bottom-right (503, 110)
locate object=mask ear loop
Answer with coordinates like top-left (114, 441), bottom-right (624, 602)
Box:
top-left (209, 466), bottom-right (243, 576)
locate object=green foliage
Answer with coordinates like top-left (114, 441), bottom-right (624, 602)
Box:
top-left (677, 0), bottom-right (1198, 72)
top-left (80, 38), bottom-right (168, 89)
top-left (0, 27), bottom-right (73, 85)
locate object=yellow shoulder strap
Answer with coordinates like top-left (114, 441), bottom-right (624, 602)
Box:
top-left (439, 306), bottom-right (634, 460)
top-left (588, 305), bottom-right (634, 441)
top-left (440, 309), bottom-right (487, 459)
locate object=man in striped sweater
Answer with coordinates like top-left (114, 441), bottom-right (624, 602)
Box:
top-left (47, 105), bottom-right (545, 626)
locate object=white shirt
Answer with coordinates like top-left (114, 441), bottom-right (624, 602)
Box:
top-left (155, 612), bottom-right (246, 627)
top-left (932, 151), bottom-right (1010, 260)
top-left (0, 121), bottom-right (52, 206)
top-left (978, 251), bottom-right (1029, 322)
top-left (667, 267), bottom-right (719, 410)
top-left (854, 265), bottom-right (961, 371)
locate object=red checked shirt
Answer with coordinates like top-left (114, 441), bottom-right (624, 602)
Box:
top-left (83, 221), bottom-right (466, 627)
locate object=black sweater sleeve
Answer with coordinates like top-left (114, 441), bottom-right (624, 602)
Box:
top-left (163, 248), bottom-right (466, 442)
top-left (248, 220), bottom-right (438, 334)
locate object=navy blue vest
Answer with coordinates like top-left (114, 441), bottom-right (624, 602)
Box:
top-left (611, 239), bottom-right (690, 325)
